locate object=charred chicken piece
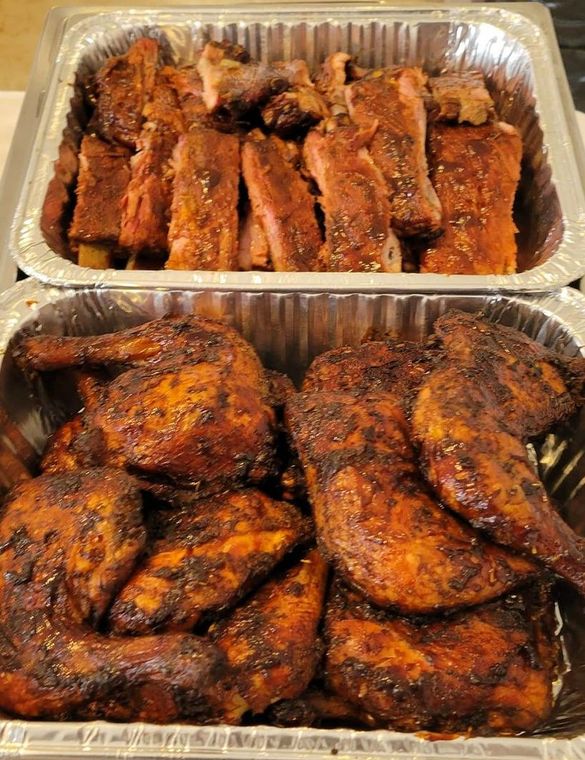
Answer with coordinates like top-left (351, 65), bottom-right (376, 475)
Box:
top-left (434, 310), bottom-right (581, 437)
top-left (286, 392), bottom-right (536, 614)
top-left (166, 129), bottom-right (240, 270)
top-left (19, 316), bottom-right (278, 488)
top-left (413, 364), bottom-right (585, 595)
top-left (41, 413), bottom-right (100, 474)
top-left (119, 69), bottom-right (186, 255)
top-left (109, 489), bottom-right (311, 634)
top-left (94, 37), bottom-right (160, 149)
top-left (302, 339), bottom-right (437, 396)
top-left (304, 122), bottom-right (401, 272)
top-left (211, 548), bottom-right (328, 723)
top-left (325, 581), bottom-right (555, 734)
top-left (197, 41), bottom-right (310, 116)
top-left (17, 315), bottom-right (264, 375)
top-left (0, 469), bottom-right (224, 721)
top-left (427, 71), bottom-right (494, 126)
top-left (346, 67), bottom-right (442, 238)
top-left (242, 131), bottom-right (322, 272)
top-left (268, 688), bottom-right (378, 729)
top-left (261, 87), bottom-right (329, 136)
top-left (420, 122), bottom-right (522, 274)
top-left (68, 134), bottom-right (131, 258)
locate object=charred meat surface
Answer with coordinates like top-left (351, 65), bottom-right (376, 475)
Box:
top-left (41, 413), bottom-right (100, 474)
top-left (109, 489), bottom-right (311, 633)
top-left (68, 135), bottom-right (131, 250)
top-left (325, 581), bottom-right (555, 734)
top-left (197, 41), bottom-right (310, 117)
top-left (94, 37), bottom-right (160, 149)
top-left (427, 71), bottom-right (494, 126)
top-left (0, 469), bottom-right (224, 721)
top-left (166, 129), bottom-right (240, 270)
top-left (242, 131), bottom-right (322, 271)
top-left (346, 68), bottom-right (442, 238)
top-left (287, 392), bottom-right (537, 614)
top-left (119, 70), bottom-right (185, 254)
top-left (261, 87), bottom-right (329, 137)
top-left (304, 123), bottom-right (401, 272)
top-left (211, 548), bottom-right (328, 723)
top-left (302, 339), bottom-right (437, 396)
top-left (420, 122), bottom-right (522, 274)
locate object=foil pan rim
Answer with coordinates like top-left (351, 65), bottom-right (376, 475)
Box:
top-left (6, 2), bottom-right (585, 292)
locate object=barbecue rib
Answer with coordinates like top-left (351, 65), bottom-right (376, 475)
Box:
top-left (427, 71), bottom-right (494, 125)
top-left (242, 131), bottom-right (322, 271)
top-left (346, 68), bottom-right (442, 238)
top-left (211, 548), bottom-right (328, 723)
top-left (325, 581), bottom-right (555, 734)
top-left (119, 69), bottom-right (185, 254)
top-left (286, 392), bottom-right (537, 614)
top-left (166, 129), bottom-right (240, 270)
top-left (0, 469), bottom-right (224, 721)
top-left (314, 52), bottom-right (351, 114)
top-left (109, 489), bottom-right (311, 634)
top-left (304, 122), bottom-right (401, 272)
top-left (420, 122), bottom-right (522, 274)
top-left (261, 87), bottom-right (329, 136)
top-left (68, 135), bottom-right (131, 254)
top-left (94, 37), bottom-right (160, 149)
top-left (197, 42), bottom-right (310, 116)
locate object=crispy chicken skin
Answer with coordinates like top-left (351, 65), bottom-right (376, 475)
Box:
top-left (346, 68), bottom-right (442, 238)
top-left (40, 413), bottom-right (99, 473)
top-left (0, 469), bottom-right (224, 721)
top-left (109, 489), bottom-right (311, 634)
top-left (302, 339), bottom-right (437, 396)
top-left (286, 392), bottom-right (536, 614)
top-left (94, 38), bottom-right (160, 149)
top-left (413, 365), bottom-right (585, 594)
top-left (420, 122), bottom-right (522, 274)
top-left (166, 130), bottom-right (240, 270)
top-left (325, 581), bottom-right (554, 734)
top-left (211, 549), bottom-right (328, 723)
top-left (433, 310), bottom-right (580, 437)
top-left (242, 131), bottom-right (322, 271)
top-left (18, 316), bottom-right (278, 488)
top-left (304, 122), bottom-right (401, 272)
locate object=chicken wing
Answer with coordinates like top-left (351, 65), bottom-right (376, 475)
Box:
top-left (286, 392), bottom-right (536, 614)
top-left (325, 580), bottom-right (555, 734)
top-left (0, 469), bottom-right (224, 721)
top-left (211, 548), bottom-right (328, 723)
top-left (109, 489), bottom-right (311, 634)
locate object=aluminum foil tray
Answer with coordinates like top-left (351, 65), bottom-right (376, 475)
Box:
top-left (1, 281), bottom-right (585, 757)
top-left (4, 2), bottom-right (585, 292)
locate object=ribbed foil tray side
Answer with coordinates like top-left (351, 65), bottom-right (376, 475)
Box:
top-left (1, 281), bottom-right (585, 756)
top-left (6, 3), bottom-right (585, 292)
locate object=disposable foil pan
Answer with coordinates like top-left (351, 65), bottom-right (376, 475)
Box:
top-left (1, 280), bottom-right (585, 757)
top-left (4, 2), bottom-right (585, 292)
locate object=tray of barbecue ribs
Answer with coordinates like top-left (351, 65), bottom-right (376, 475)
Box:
top-left (0, 281), bottom-right (584, 756)
top-left (4, 2), bottom-right (585, 291)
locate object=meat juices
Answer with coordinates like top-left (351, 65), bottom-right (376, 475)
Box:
top-left (94, 37), bottom-right (159, 149)
top-left (420, 122), bottom-right (522, 274)
top-left (346, 68), bottom-right (442, 238)
top-left (166, 130), bottom-right (240, 270)
top-left (68, 135), bottom-right (131, 249)
top-left (242, 132), bottom-right (322, 271)
top-left (304, 124), bottom-right (401, 272)
top-left (119, 71), bottom-right (186, 255)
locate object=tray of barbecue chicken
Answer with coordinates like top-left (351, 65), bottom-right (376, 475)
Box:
top-left (0, 281), bottom-right (584, 757)
top-left (6, 3), bottom-right (585, 291)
